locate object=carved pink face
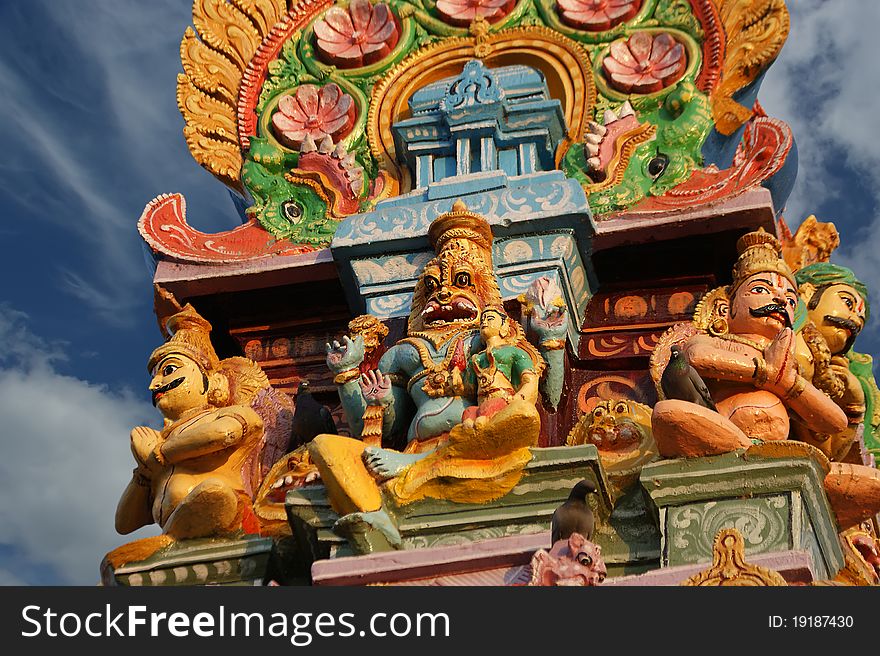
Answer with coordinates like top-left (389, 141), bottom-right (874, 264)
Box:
top-left (728, 272), bottom-right (798, 341)
top-left (531, 533), bottom-right (607, 586)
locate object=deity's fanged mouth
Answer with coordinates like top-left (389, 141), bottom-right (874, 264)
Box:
top-left (750, 303), bottom-right (792, 329)
top-left (152, 376), bottom-right (186, 406)
top-left (421, 298), bottom-right (479, 326)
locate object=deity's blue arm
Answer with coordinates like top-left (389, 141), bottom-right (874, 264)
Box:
top-left (526, 310), bottom-right (568, 411)
top-left (327, 333), bottom-right (369, 435)
top-left (518, 278), bottom-right (570, 410)
top-left (376, 344), bottom-right (416, 442)
top-left (327, 334), bottom-right (415, 441)
top-left (335, 378), bottom-right (368, 437)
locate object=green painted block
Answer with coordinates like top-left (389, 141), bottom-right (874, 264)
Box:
top-left (101, 535), bottom-right (276, 587)
top-left (286, 445), bottom-right (661, 573)
top-left (664, 495), bottom-right (791, 566)
top-left (639, 449), bottom-right (844, 579)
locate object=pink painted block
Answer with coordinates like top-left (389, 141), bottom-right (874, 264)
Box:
top-left (603, 550), bottom-right (815, 586)
top-left (311, 532), bottom-right (552, 586)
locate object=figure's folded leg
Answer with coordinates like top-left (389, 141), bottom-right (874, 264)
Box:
top-left (652, 399), bottom-right (753, 458)
top-left (308, 434), bottom-right (384, 515)
top-left (824, 461), bottom-right (880, 530)
top-left (163, 479), bottom-right (241, 539)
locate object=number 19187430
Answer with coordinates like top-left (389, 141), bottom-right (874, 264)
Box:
top-left (769, 616), bottom-right (854, 629)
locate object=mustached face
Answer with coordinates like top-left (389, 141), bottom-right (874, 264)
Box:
top-left (150, 354), bottom-right (207, 419)
top-left (728, 273), bottom-right (798, 340)
top-left (409, 243), bottom-right (500, 333)
top-left (809, 284), bottom-right (866, 355)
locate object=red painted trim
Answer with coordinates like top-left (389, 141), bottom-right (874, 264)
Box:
top-left (138, 193), bottom-right (316, 263)
top-left (622, 116), bottom-right (792, 214)
top-left (238, 0), bottom-right (335, 151)
top-left (689, 0), bottom-right (725, 94)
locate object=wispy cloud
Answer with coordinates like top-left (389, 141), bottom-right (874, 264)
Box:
top-left (760, 0), bottom-right (880, 342)
top-left (0, 305), bottom-right (159, 585)
top-left (0, 2), bottom-right (241, 327)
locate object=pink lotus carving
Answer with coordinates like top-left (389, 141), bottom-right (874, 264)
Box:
top-left (602, 32), bottom-right (686, 94)
top-left (556, 0), bottom-right (641, 32)
top-left (435, 0), bottom-right (517, 28)
top-left (313, 0), bottom-right (400, 68)
top-left (271, 83), bottom-right (356, 149)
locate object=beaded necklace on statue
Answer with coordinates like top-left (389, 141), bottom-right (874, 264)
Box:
top-left (715, 332), bottom-right (767, 353)
top-left (400, 335), bottom-right (469, 398)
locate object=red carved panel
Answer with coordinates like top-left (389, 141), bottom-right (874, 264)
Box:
top-left (689, 0), bottom-right (724, 93)
top-left (624, 116), bottom-right (792, 213)
top-left (581, 284), bottom-right (706, 330)
top-left (139, 194), bottom-right (315, 263)
top-left (229, 313), bottom-right (352, 395)
top-left (579, 330), bottom-right (666, 360)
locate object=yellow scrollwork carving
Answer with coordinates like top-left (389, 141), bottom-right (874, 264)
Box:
top-left (682, 528), bottom-right (788, 586)
top-left (183, 126), bottom-right (246, 188)
top-left (192, 0), bottom-right (263, 70)
top-left (710, 0), bottom-right (790, 135)
top-left (229, 0), bottom-right (288, 36)
top-left (178, 0), bottom-right (289, 190)
top-left (177, 75), bottom-right (239, 143)
top-left (180, 27), bottom-right (241, 105)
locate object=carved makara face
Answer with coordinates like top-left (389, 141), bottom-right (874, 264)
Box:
top-left (150, 353), bottom-right (208, 420)
top-left (807, 283), bottom-right (866, 355)
top-left (410, 239), bottom-right (499, 334)
top-left (586, 400), bottom-right (646, 452)
top-left (728, 272), bottom-right (798, 341)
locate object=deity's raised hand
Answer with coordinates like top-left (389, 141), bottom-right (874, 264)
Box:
top-left (325, 333), bottom-right (365, 373)
top-left (360, 369), bottom-right (392, 405)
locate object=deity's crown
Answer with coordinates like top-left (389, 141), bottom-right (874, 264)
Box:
top-left (148, 304), bottom-right (221, 374)
top-left (730, 228), bottom-right (796, 292)
top-left (428, 200), bottom-right (494, 253)
top-left (481, 303), bottom-right (508, 318)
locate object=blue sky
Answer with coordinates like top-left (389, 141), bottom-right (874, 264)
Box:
top-left (1, 0), bottom-right (879, 585)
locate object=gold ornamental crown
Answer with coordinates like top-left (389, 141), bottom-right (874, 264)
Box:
top-left (428, 200), bottom-right (494, 252)
top-left (148, 304), bottom-right (221, 374)
top-left (730, 228), bottom-right (796, 292)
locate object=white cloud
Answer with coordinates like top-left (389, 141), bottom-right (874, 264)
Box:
top-left (758, 1), bottom-right (880, 340)
top-left (0, 306), bottom-right (160, 585)
top-left (760, 1), bottom-right (880, 278)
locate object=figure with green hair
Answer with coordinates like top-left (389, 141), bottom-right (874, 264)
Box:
top-left (793, 262), bottom-right (878, 464)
